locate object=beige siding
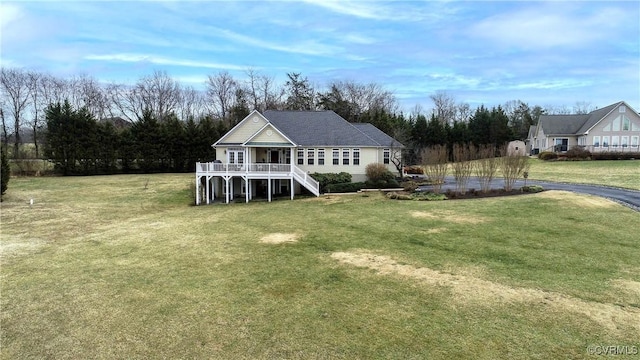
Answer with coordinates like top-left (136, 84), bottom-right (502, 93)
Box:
top-left (587, 106), bottom-right (640, 150)
top-left (248, 125), bottom-right (291, 144)
top-left (220, 114), bottom-right (268, 144)
top-left (295, 147), bottom-right (397, 182)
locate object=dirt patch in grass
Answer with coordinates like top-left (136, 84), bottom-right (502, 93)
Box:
top-left (611, 279), bottom-right (640, 301)
top-left (260, 233), bottom-right (299, 244)
top-left (410, 210), bottom-right (487, 224)
top-left (331, 251), bottom-right (640, 333)
top-left (422, 227), bottom-right (448, 234)
top-left (536, 190), bottom-right (617, 208)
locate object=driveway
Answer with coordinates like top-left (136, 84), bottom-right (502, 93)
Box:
top-left (419, 176), bottom-right (640, 211)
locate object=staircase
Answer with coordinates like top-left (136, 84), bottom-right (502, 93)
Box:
top-left (291, 165), bottom-right (320, 196)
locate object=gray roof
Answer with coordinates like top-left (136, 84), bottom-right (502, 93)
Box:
top-left (263, 110), bottom-right (401, 147)
top-left (538, 102), bottom-right (622, 135)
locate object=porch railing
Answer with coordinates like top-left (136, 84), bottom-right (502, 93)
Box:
top-left (196, 162), bottom-right (292, 174)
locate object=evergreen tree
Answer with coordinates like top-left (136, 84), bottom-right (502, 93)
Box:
top-left (1, 147), bottom-right (9, 200)
top-left (131, 109), bottom-right (163, 173)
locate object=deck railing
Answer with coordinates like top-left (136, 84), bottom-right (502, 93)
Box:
top-left (196, 162), bottom-right (292, 174)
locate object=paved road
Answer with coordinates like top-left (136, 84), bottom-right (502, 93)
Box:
top-left (419, 176), bottom-right (640, 211)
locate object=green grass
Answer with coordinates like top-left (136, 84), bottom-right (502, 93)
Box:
top-left (526, 158), bottom-right (640, 190)
top-left (1, 174), bottom-right (639, 359)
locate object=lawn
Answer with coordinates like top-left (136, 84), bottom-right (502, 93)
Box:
top-left (526, 158), bottom-right (640, 190)
top-left (1, 173), bottom-right (639, 359)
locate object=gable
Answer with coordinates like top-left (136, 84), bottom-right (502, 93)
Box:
top-left (215, 111), bottom-right (268, 145)
top-left (245, 124), bottom-right (294, 146)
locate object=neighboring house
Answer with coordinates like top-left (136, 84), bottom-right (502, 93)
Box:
top-left (529, 101), bottom-right (640, 154)
top-left (195, 110), bottom-right (404, 204)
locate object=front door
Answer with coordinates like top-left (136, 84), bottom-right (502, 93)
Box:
top-left (269, 150), bottom-right (280, 164)
top-left (554, 138), bottom-right (568, 152)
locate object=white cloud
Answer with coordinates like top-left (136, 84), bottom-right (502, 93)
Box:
top-left (0, 3), bottom-right (22, 30)
top-left (85, 54), bottom-right (250, 71)
top-left (469, 4), bottom-right (626, 50)
top-left (214, 27), bottom-right (341, 56)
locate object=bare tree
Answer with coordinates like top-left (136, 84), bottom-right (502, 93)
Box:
top-left (455, 102), bottom-right (472, 123)
top-left (0, 68), bottom-right (33, 156)
top-left (68, 74), bottom-right (112, 120)
top-left (573, 101), bottom-right (596, 114)
top-left (452, 143), bottom-right (474, 194)
top-left (176, 86), bottom-right (205, 121)
top-left (474, 144), bottom-right (499, 193)
top-left (206, 71), bottom-right (237, 123)
top-left (499, 147), bottom-right (530, 191)
top-left (108, 71), bottom-right (181, 122)
top-left (430, 90), bottom-right (457, 125)
top-left (421, 144), bottom-right (449, 194)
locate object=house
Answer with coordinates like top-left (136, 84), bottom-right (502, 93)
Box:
top-left (195, 110), bottom-right (404, 204)
top-left (529, 101), bottom-right (640, 154)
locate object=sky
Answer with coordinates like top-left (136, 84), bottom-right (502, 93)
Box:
top-left (1, 0), bottom-right (639, 112)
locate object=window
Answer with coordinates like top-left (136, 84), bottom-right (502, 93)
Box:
top-left (333, 149), bottom-right (339, 165)
top-left (593, 136), bottom-right (600, 147)
top-left (318, 149), bottom-right (325, 165)
top-left (353, 148), bottom-right (360, 165)
top-left (578, 137), bottom-right (585, 146)
top-left (297, 149), bottom-right (304, 165)
top-left (307, 148), bottom-right (315, 165)
top-left (383, 149), bottom-right (390, 164)
top-left (631, 136), bottom-right (639, 147)
top-left (602, 136), bottom-right (609, 147)
top-left (620, 105), bottom-right (626, 113)
top-left (623, 116), bottom-right (631, 131)
top-left (621, 136), bottom-right (629, 148)
top-left (285, 149), bottom-right (291, 164)
top-left (612, 136), bottom-right (619, 147)
top-left (612, 117), bottom-right (621, 131)
top-left (342, 148), bottom-right (350, 165)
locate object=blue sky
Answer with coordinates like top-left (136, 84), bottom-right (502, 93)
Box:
top-left (1, 0), bottom-right (639, 112)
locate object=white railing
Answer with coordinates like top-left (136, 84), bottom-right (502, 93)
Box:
top-left (292, 165), bottom-right (320, 196)
top-left (196, 162), bottom-right (320, 197)
top-left (196, 162), bottom-right (292, 175)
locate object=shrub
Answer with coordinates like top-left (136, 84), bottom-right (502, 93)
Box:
top-left (521, 185), bottom-right (544, 193)
top-left (413, 192), bottom-right (448, 201)
top-left (364, 179), bottom-right (400, 189)
top-left (385, 192), bottom-right (413, 200)
top-left (325, 182), bottom-right (364, 193)
top-left (310, 172), bottom-right (352, 192)
top-left (565, 146), bottom-right (591, 160)
top-left (365, 163), bottom-right (395, 182)
top-left (401, 181), bottom-right (419, 192)
top-left (538, 152), bottom-right (557, 161)
top-left (591, 152), bottom-right (640, 160)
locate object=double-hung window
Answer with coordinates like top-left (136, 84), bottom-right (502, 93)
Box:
top-left (318, 149), bottom-right (325, 165)
top-left (307, 148), bottom-right (315, 165)
top-left (332, 149), bottom-right (339, 165)
top-left (297, 149), bottom-right (304, 165)
top-left (593, 136), bottom-right (600, 148)
top-left (383, 149), bottom-right (390, 164)
top-left (342, 149), bottom-right (350, 165)
top-left (353, 148), bottom-right (360, 165)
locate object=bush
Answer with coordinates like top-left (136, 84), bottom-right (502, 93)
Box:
top-left (401, 181), bottom-right (419, 192)
top-left (591, 152), bottom-right (640, 160)
top-left (521, 185), bottom-right (544, 193)
top-left (385, 192), bottom-right (413, 200)
top-left (565, 146), bottom-right (591, 160)
top-left (325, 182), bottom-right (364, 193)
top-left (538, 151), bottom-right (558, 161)
top-left (310, 172), bottom-right (352, 192)
top-left (365, 163), bottom-right (395, 182)
top-left (364, 179), bottom-right (400, 189)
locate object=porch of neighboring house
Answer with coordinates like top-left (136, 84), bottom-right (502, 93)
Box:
top-left (194, 147), bottom-right (320, 205)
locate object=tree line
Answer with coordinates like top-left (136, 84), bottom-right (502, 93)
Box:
top-left (1, 66), bottom-right (596, 175)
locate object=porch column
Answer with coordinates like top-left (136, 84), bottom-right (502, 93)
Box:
top-left (268, 177), bottom-right (272, 202)
top-left (205, 176), bottom-right (210, 205)
top-left (211, 177), bottom-right (215, 202)
top-left (245, 177), bottom-right (249, 203)
top-left (225, 177), bottom-right (230, 204)
top-left (290, 178), bottom-right (294, 200)
top-left (195, 176), bottom-right (200, 205)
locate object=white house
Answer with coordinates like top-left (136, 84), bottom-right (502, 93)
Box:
top-left (195, 110), bottom-right (403, 204)
top-left (529, 101), bottom-right (640, 154)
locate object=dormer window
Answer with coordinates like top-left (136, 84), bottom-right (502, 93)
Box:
top-left (619, 105), bottom-right (626, 113)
